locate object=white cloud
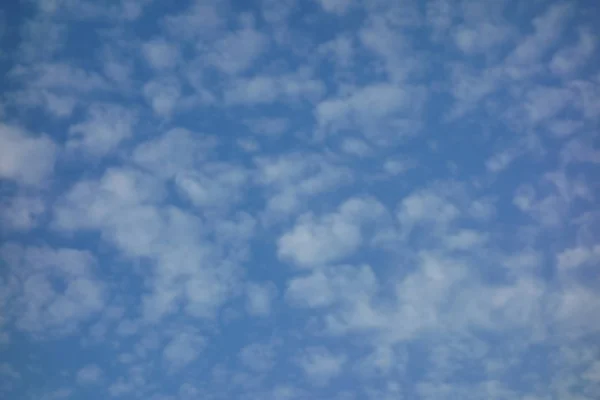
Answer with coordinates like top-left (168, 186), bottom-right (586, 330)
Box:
top-left (453, 22), bottom-right (512, 54)
top-left (443, 229), bottom-right (488, 250)
top-left (505, 2), bottom-right (574, 77)
top-left (255, 152), bottom-right (353, 218)
top-left (76, 364), bottom-right (102, 385)
top-left (486, 147), bottom-right (521, 173)
top-left (174, 163), bottom-right (248, 209)
top-left (53, 164), bottom-right (246, 324)
top-left (12, 90), bottom-right (76, 118)
top-left (557, 245), bottom-right (600, 270)
top-left (67, 103), bottom-right (137, 156)
top-left (224, 72), bottom-right (324, 105)
top-left (278, 197), bottom-right (385, 267)
top-left (0, 124), bottom-right (57, 186)
top-left (278, 213), bottom-right (361, 267)
top-left (0, 243), bottom-right (104, 335)
top-left (551, 27), bottom-right (596, 76)
top-left (163, 331), bottom-right (205, 369)
top-left (341, 138), bottom-right (372, 157)
top-left (206, 24), bottom-right (267, 75)
top-left (143, 76), bottom-right (181, 117)
top-left (142, 38), bottom-right (180, 70)
top-left (164, 0), bottom-right (224, 40)
top-left (53, 167), bottom-right (165, 234)
top-left (0, 195), bottom-right (45, 231)
top-left (286, 264), bottom-right (378, 309)
top-left (4, 1), bottom-right (600, 398)
top-left (316, 0), bottom-right (352, 15)
top-left (246, 282), bottom-right (276, 317)
top-left (316, 83), bottom-right (425, 142)
top-left (524, 86), bottom-right (573, 125)
top-left (318, 35), bottom-right (354, 68)
top-left (382, 158), bottom-right (415, 175)
top-left (397, 189), bottom-right (460, 233)
top-left (297, 347), bottom-right (346, 386)
top-left (132, 128), bottom-right (217, 179)
top-left (10, 62), bottom-right (107, 92)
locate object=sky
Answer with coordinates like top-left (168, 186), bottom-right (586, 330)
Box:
top-left (0, 0), bottom-right (599, 399)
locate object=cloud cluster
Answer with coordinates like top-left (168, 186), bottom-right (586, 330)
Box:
top-left (1, 0), bottom-right (599, 399)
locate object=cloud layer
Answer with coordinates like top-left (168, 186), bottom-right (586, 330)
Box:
top-left (1, 0), bottom-right (599, 399)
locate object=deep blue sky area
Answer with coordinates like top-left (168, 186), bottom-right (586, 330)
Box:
top-left (1, 0), bottom-right (599, 399)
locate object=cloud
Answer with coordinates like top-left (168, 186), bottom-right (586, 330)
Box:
top-left (246, 282), bottom-right (276, 317)
top-left (255, 152), bottom-right (353, 219)
top-left (206, 23), bottom-right (268, 75)
top-left (132, 128), bottom-right (217, 179)
top-left (504, 2), bottom-right (574, 77)
top-left (550, 27), bottom-right (596, 76)
top-left (3, 1), bottom-right (600, 399)
top-left (224, 71), bottom-right (324, 105)
top-left (142, 39), bottom-right (180, 70)
top-left (10, 62), bottom-right (107, 92)
top-left (174, 163), bottom-right (248, 209)
top-left (557, 245), bottom-right (600, 270)
top-left (163, 331), bottom-right (205, 369)
top-left (286, 264), bottom-right (378, 309)
top-left (0, 124), bottom-right (57, 186)
top-left (453, 22), bottom-right (512, 54)
top-left (143, 76), bottom-right (181, 117)
top-left (278, 197), bottom-right (385, 267)
top-left (67, 103), bottom-right (137, 156)
top-left (297, 347), bottom-right (346, 386)
top-left (76, 364), bottom-right (103, 385)
top-left (316, 83), bottom-right (425, 142)
top-left (1, 195), bottom-right (45, 231)
top-left (316, 0), bottom-right (352, 15)
top-left (0, 243), bottom-right (104, 335)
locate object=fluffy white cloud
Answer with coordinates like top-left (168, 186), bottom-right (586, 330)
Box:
top-left (316, 83), bottom-right (425, 142)
top-left (0, 195), bottom-right (45, 231)
top-left (76, 364), bottom-right (103, 385)
top-left (163, 331), bottom-right (205, 369)
top-left (557, 245), bottom-right (600, 270)
top-left (550, 27), bottom-right (596, 76)
top-left (286, 264), bottom-right (378, 309)
top-left (297, 347), bottom-right (346, 386)
top-left (3, 1), bottom-right (600, 399)
top-left (246, 282), bottom-right (276, 317)
top-left (174, 163), bottom-right (248, 209)
top-left (143, 76), bottom-right (181, 117)
top-left (317, 0), bottom-right (352, 15)
top-left (0, 124), bottom-right (57, 186)
top-left (132, 128), bottom-right (217, 178)
top-left (0, 243), bottom-right (104, 335)
top-left (142, 38), bottom-right (180, 70)
top-left (256, 152), bottom-right (353, 219)
top-left (278, 197), bottom-right (385, 267)
top-left (206, 24), bottom-right (267, 75)
top-left (67, 103), bottom-right (137, 156)
top-left (224, 72), bottom-right (324, 105)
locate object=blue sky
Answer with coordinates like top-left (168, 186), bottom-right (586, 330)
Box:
top-left (1, 0), bottom-right (599, 399)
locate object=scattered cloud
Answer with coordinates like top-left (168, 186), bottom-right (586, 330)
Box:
top-left (2, 1), bottom-right (599, 399)
top-left (76, 364), bottom-right (103, 385)
top-left (0, 124), bottom-right (57, 186)
top-left (163, 331), bottom-right (205, 370)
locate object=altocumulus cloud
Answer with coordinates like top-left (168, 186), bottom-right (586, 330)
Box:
top-left (1, 0), bottom-right (599, 399)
